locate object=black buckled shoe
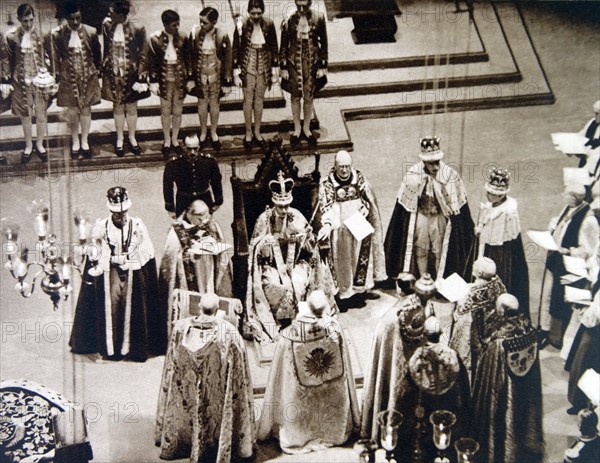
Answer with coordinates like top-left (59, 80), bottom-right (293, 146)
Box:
top-left (130, 143), bottom-right (143, 156)
top-left (80, 147), bottom-right (92, 159)
top-left (21, 150), bottom-right (32, 165)
top-left (115, 144), bottom-right (125, 158)
top-left (254, 136), bottom-right (268, 150)
top-left (290, 135), bottom-right (300, 148)
top-left (211, 139), bottom-right (221, 151)
top-left (35, 147), bottom-right (48, 163)
top-left (243, 137), bottom-right (253, 152)
top-left (161, 145), bottom-right (171, 160)
top-left (71, 148), bottom-right (80, 160)
top-left (304, 132), bottom-right (317, 146)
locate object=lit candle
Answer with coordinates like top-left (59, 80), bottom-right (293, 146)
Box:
top-left (34, 214), bottom-right (47, 239)
top-left (61, 262), bottom-right (72, 281)
top-left (86, 243), bottom-right (100, 261)
top-left (438, 433), bottom-right (448, 449)
top-left (77, 220), bottom-right (89, 242)
top-left (15, 260), bottom-right (27, 278)
top-left (382, 426), bottom-right (395, 451)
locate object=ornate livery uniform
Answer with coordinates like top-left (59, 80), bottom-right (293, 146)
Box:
top-left (279, 5), bottom-right (328, 98)
top-left (187, 24), bottom-right (233, 98)
top-left (48, 22), bottom-right (101, 109)
top-left (5, 25), bottom-right (49, 117)
top-left (101, 17), bottom-right (147, 104)
top-left (233, 15), bottom-right (278, 90)
top-left (0, 32), bottom-right (11, 117)
top-left (148, 28), bottom-right (189, 102)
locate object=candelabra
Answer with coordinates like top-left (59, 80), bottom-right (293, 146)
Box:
top-left (353, 439), bottom-right (378, 463)
top-left (454, 437), bottom-right (479, 463)
top-left (1, 201), bottom-right (101, 310)
top-left (377, 409), bottom-right (403, 463)
top-left (430, 410), bottom-right (457, 463)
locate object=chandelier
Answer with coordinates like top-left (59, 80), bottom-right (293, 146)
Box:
top-left (1, 201), bottom-right (101, 310)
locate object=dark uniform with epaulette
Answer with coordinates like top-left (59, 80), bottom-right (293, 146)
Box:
top-left (163, 151), bottom-right (223, 217)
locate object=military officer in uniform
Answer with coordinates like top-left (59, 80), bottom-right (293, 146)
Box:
top-left (163, 133), bottom-right (223, 218)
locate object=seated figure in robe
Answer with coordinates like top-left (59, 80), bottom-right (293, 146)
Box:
top-left (155, 293), bottom-right (255, 462)
top-left (246, 170), bottom-right (336, 341)
top-left (257, 290), bottom-right (360, 454)
top-left (158, 199), bottom-right (233, 340)
top-left (448, 257), bottom-right (506, 381)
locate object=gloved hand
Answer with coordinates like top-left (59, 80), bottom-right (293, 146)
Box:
top-left (0, 83), bottom-right (14, 99)
top-left (317, 223), bottom-right (331, 242)
top-left (280, 69), bottom-right (289, 80)
top-left (149, 82), bottom-right (159, 95)
top-left (132, 82), bottom-right (148, 93)
top-left (316, 68), bottom-right (327, 79)
top-left (233, 69), bottom-right (242, 87)
top-left (110, 254), bottom-right (128, 266)
top-left (271, 67), bottom-right (279, 84)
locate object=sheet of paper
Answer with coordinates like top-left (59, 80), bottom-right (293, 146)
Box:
top-left (564, 286), bottom-right (592, 305)
top-left (551, 132), bottom-right (588, 154)
top-left (436, 273), bottom-right (470, 303)
top-left (526, 230), bottom-right (559, 251)
top-left (563, 167), bottom-right (592, 186)
top-left (343, 211), bottom-right (374, 241)
top-left (563, 255), bottom-right (589, 277)
top-left (188, 241), bottom-right (233, 256)
top-left (578, 369), bottom-right (600, 406)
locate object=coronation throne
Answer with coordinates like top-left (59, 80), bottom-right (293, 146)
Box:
top-left (229, 137), bottom-right (322, 330)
